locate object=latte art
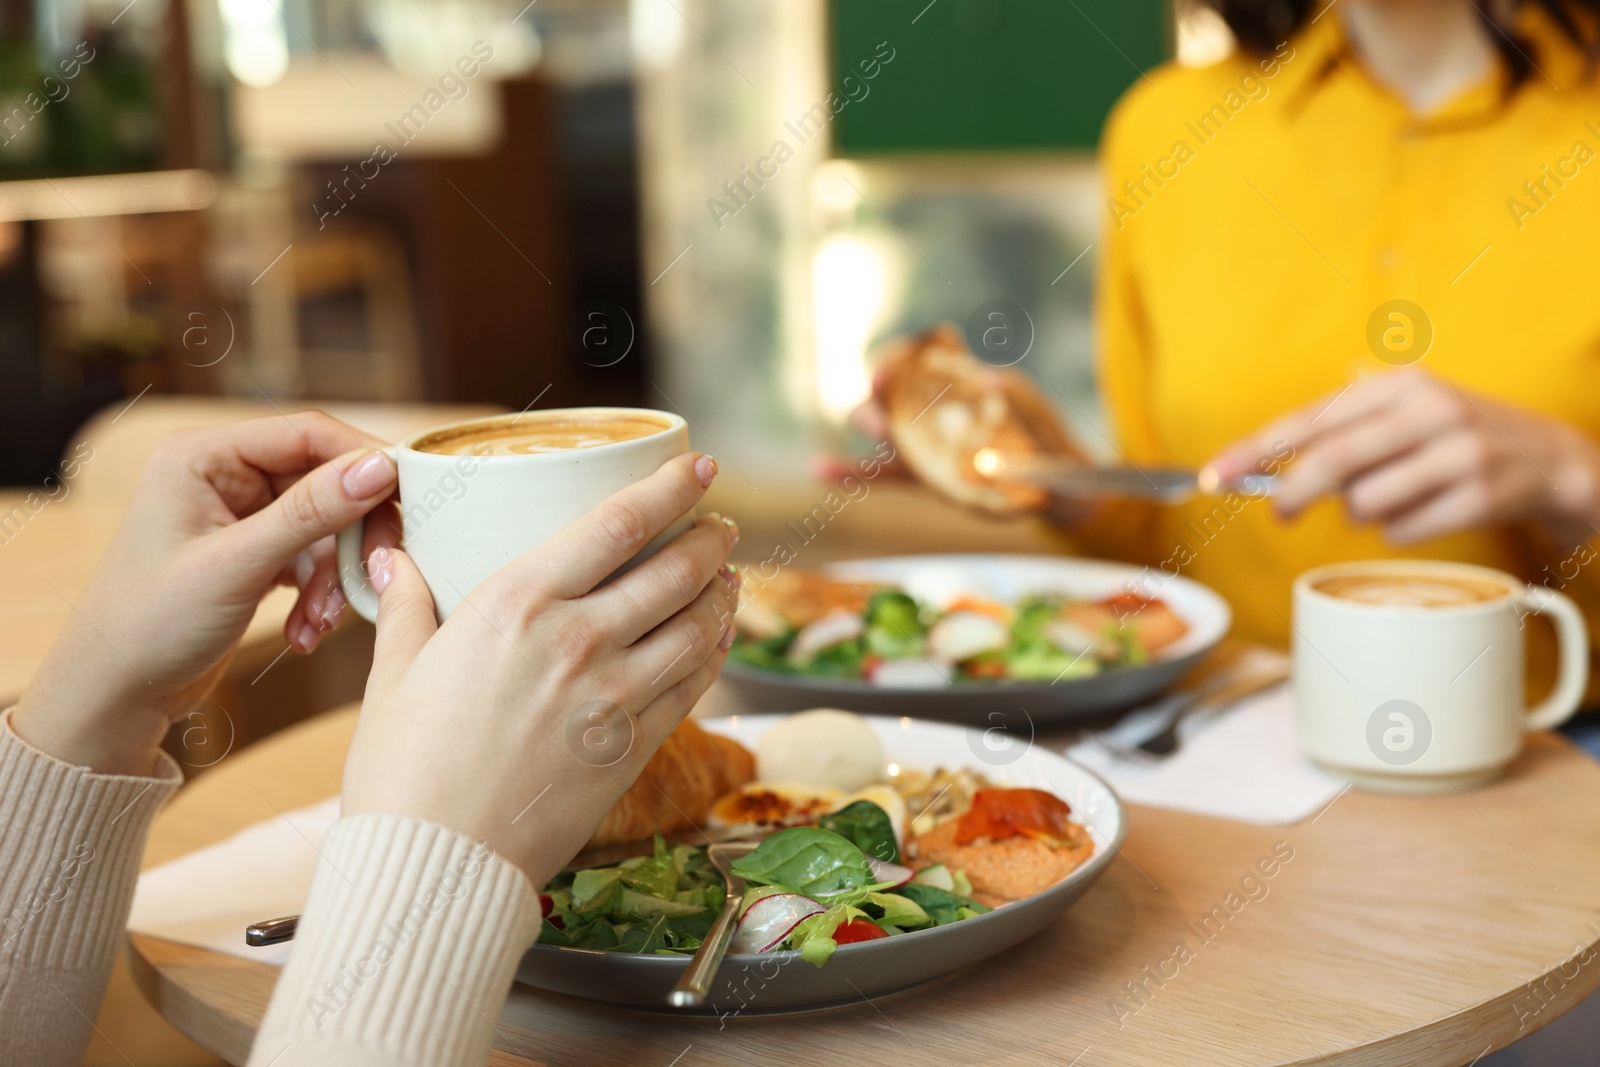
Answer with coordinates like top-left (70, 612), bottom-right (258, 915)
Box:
top-left (1312, 573), bottom-right (1509, 608)
top-left (416, 414), bottom-right (670, 457)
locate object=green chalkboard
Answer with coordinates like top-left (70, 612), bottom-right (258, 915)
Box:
top-left (829, 0), bottom-right (1171, 154)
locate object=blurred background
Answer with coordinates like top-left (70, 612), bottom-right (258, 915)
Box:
top-left (0, 0), bottom-right (1245, 489)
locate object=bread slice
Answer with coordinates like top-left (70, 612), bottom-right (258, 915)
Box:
top-left (880, 325), bottom-right (1078, 514)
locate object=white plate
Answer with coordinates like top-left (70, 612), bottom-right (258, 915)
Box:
top-left (722, 553), bottom-right (1232, 725)
top-left (515, 713), bottom-right (1126, 1014)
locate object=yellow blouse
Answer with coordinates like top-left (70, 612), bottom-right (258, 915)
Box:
top-left (1091, 9), bottom-right (1600, 680)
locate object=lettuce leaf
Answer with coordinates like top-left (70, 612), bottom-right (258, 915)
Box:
top-left (784, 903), bottom-right (867, 967)
top-left (617, 837), bottom-right (678, 900)
top-left (540, 834), bottom-right (724, 955)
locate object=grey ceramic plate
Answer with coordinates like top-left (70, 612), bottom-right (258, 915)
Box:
top-left (514, 713), bottom-right (1127, 1014)
top-left (719, 554), bottom-right (1232, 726)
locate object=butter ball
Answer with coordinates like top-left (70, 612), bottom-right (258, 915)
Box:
top-left (756, 709), bottom-right (884, 791)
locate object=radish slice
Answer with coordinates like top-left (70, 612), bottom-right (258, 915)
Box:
top-left (788, 610), bottom-right (866, 664)
top-left (867, 657), bottom-right (953, 689)
top-left (736, 884), bottom-right (794, 921)
top-left (866, 856), bottom-right (914, 888)
top-left (731, 893), bottom-right (826, 953)
top-left (926, 611), bottom-right (1008, 663)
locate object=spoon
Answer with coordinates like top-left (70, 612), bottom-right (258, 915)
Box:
top-left (667, 838), bottom-right (758, 1008)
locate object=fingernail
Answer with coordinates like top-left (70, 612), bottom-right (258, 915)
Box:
top-left (694, 454), bottom-right (718, 488)
top-left (718, 624), bottom-right (736, 652)
top-left (370, 546), bottom-right (394, 595)
top-left (317, 587), bottom-right (347, 631)
top-left (720, 563), bottom-right (740, 591)
top-left (342, 451), bottom-right (397, 499)
top-left (290, 618), bottom-right (314, 652)
top-left (721, 515), bottom-right (740, 544)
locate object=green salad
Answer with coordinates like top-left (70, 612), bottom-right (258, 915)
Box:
top-left (731, 589), bottom-right (1152, 686)
top-left (537, 803), bottom-right (989, 967)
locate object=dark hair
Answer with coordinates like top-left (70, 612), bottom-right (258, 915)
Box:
top-left (1201, 0), bottom-right (1600, 85)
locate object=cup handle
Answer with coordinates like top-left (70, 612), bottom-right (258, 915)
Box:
top-left (1516, 585), bottom-right (1589, 731)
top-left (335, 445), bottom-right (399, 625)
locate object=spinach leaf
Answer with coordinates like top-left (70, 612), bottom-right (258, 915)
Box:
top-left (536, 916), bottom-right (575, 946)
top-left (568, 917), bottom-right (620, 950)
top-left (667, 911), bottom-right (715, 945)
top-left (612, 913), bottom-right (670, 954)
top-left (891, 883), bottom-right (992, 927)
top-left (728, 827), bottom-right (873, 900)
top-left (818, 800), bottom-right (900, 864)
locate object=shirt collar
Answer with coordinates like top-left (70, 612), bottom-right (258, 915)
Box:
top-left (1271, 4), bottom-right (1574, 132)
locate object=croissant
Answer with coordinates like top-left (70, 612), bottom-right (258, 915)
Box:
top-left (586, 718), bottom-right (756, 848)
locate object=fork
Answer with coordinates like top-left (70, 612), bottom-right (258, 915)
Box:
top-left (667, 838), bottom-right (758, 1008)
top-left (1085, 665), bottom-right (1290, 763)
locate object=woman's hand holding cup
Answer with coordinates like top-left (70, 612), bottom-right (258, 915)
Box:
top-left (340, 452), bottom-right (740, 889)
top-left (12, 412), bottom-right (400, 776)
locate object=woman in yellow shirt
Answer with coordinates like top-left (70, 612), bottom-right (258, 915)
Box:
top-left (859, 0), bottom-right (1600, 687)
top-left (1092, 0), bottom-right (1600, 660)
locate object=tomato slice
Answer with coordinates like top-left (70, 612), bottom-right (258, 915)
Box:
top-left (832, 918), bottom-right (890, 944)
top-left (954, 788), bottom-right (1075, 846)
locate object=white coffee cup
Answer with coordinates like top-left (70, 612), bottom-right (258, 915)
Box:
top-left (1293, 559), bottom-right (1588, 793)
top-left (335, 407), bottom-right (691, 622)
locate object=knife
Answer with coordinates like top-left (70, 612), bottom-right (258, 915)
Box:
top-left (243, 824), bottom-right (775, 948)
top-left (973, 449), bottom-right (1277, 504)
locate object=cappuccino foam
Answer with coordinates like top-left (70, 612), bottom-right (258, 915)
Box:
top-left (1312, 573), bottom-right (1508, 608)
top-left (416, 414), bottom-right (669, 457)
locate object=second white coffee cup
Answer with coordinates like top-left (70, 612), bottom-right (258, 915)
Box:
top-left (1293, 559), bottom-right (1588, 793)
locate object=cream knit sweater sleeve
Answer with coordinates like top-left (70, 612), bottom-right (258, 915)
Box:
top-left (0, 705), bottom-right (540, 1067)
top-left (245, 814), bottom-right (542, 1067)
top-left (0, 709), bottom-right (182, 1067)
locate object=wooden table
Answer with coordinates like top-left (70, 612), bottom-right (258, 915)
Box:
top-left (128, 699), bottom-right (1600, 1067)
